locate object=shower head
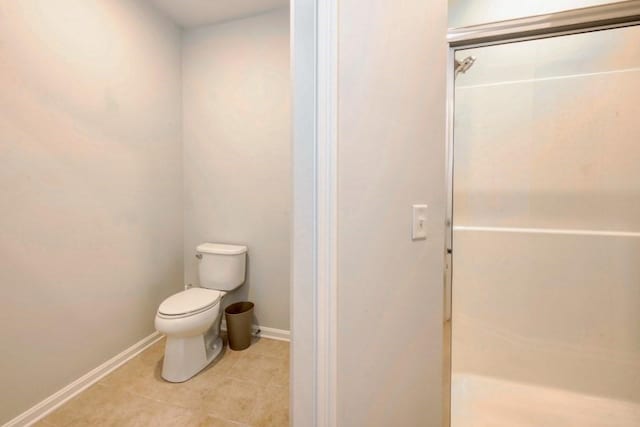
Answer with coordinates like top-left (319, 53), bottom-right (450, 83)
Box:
top-left (455, 56), bottom-right (476, 77)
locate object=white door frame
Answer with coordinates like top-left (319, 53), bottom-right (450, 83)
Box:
top-left (291, 0), bottom-right (338, 426)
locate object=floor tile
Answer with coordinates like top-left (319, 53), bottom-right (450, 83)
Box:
top-left (227, 353), bottom-right (283, 386)
top-left (251, 384), bottom-right (289, 427)
top-left (242, 338), bottom-right (289, 361)
top-left (266, 357), bottom-right (289, 388)
top-left (200, 376), bottom-right (263, 424)
top-left (39, 337), bottom-right (289, 427)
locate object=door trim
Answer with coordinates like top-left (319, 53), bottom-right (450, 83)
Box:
top-left (291, 0), bottom-right (338, 425)
top-left (448, 0), bottom-right (640, 47)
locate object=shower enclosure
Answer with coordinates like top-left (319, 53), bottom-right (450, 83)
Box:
top-left (447, 11), bottom-right (640, 427)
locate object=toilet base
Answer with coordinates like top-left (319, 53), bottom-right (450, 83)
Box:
top-left (161, 334), bottom-right (223, 383)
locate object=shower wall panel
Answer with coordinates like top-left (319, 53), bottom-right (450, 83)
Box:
top-left (453, 230), bottom-right (640, 402)
top-left (452, 25), bottom-right (640, 404)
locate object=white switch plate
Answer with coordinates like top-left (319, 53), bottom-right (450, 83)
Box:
top-left (412, 204), bottom-right (428, 240)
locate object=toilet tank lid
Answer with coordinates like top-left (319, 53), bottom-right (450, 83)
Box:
top-left (197, 243), bottom-right (247, 255)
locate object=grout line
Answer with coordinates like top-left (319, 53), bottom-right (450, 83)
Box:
top-left (243, 383), bottom-right (261, 427)
top-left (205, 401), bottom-right (255, 427)
top-left (453, 225), bottom-right (640, 238)
top-left (457, 66), bottom-right (640, 90)
top-left (203, 405), bottom-right (253, 427)
top-left (224, 374), bottom-right (274, 388)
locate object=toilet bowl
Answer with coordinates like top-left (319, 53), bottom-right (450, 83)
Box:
top-left (155, 288), bottom-right (226, 382)
top-left (155, 243), bottom-right (247, 383)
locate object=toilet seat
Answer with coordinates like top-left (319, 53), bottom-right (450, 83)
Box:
top-left (158, 288), bottom-right (222, 318)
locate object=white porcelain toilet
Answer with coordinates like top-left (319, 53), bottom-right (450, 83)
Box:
top-left (155, 242), bottom-right (247, 382)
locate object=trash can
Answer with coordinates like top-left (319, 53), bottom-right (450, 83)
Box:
top-left (225, 301), bottom-right (254, 351)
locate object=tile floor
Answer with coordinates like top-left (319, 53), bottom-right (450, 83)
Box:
top-left (35, 336), bottom-right (289, 427)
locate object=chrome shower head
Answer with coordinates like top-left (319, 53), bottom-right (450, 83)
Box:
top-left (455, 56), bottom-right (476, 77)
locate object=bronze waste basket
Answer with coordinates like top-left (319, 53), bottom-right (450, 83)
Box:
top-left (225, 301), bottom-right (254, 351)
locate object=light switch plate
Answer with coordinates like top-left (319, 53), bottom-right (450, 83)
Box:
top-left (412, 204), bottom-right (428, 240)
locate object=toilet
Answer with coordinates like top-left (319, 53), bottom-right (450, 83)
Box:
top-left (155, 242), bottom-right (247, 382)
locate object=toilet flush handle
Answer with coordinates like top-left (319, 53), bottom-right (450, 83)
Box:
top-left (195, 253), bottom-right (203, 259)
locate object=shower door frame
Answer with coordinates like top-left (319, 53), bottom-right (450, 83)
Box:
top-left (443, 2), bottom-right (640, 426)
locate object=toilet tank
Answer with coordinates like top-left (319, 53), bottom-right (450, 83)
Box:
top-left (196, 243), bottom-right (247, 291)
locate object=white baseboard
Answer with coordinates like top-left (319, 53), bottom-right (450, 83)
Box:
top-left (221, 320), bottom-right (290, 342)
top-left (254, 325), bottom-right (290, 342)
top-left (3, 331), bottom-right (163, 427)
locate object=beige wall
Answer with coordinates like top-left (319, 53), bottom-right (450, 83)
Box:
top-left (182, 8), bottom-right (291, 330)
top-left (449, 0), bottom-right (625, 28)
top-left (452, 26), bottom-right (640, 402)
top-left (0, 0), bottom-right (183, 423)
top-left (337, 0), bottom-right (448, 425)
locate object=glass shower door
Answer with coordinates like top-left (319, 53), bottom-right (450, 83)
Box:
top-left (450, 24), bottom-right (640, 427)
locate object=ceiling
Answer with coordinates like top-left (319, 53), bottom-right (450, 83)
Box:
top-left (148, 0), bottom-right (289, 28)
